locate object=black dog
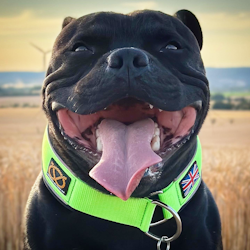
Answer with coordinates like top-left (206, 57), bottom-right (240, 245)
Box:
top-left (24, 9), bottom-right (222, 250)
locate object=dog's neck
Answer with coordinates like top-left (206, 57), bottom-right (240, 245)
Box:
top-left (41, 126), bottom-right (202, 237)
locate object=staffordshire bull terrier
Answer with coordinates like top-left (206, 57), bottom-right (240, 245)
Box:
top-left (24, 9), bottom-right (222, 250)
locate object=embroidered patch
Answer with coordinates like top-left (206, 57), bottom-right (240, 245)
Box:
top-left (47, 158), bottom-right (71, 195)
top-left (179, 161), bottom-right (200, 198)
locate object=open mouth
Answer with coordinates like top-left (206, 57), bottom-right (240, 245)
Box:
top-left (54, 97), bottom-right (201, 200)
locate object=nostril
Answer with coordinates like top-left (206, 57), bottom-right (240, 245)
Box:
top-left (107, 55), bottom-right (123, 69)
top-left (133, 54), bottom-right (149, 68)
top-left (107, 48), bottom-right (149, 71)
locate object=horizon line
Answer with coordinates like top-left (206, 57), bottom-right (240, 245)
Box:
top-left (1, 66), bottom-right (250, 73)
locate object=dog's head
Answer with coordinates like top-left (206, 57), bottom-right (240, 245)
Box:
top-left (42, 10), bottom-right (209, 200)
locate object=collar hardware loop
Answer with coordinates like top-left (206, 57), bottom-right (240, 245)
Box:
top-left (148, 190), bottom-right (163, 197)
top-left (145, 200), bottom-right (182, 243)
top-left (157, 236), bottom-right (170, 250)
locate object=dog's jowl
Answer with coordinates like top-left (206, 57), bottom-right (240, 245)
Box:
top-left (24, 9), bottom-right (222, 250)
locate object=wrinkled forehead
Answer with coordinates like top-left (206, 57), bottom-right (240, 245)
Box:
top-left (54, 11), bottom-right (187, 48)
top-left (76, 11), bottom-right (177, 34)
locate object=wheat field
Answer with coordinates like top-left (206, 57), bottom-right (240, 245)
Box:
top-left (0, 107), bottom-right (249, 250)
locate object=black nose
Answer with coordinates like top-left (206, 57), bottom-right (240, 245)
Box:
top-left (107, 48), bottom-right (149, 74)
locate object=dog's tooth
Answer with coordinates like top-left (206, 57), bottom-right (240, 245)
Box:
top-left (96, 137), bottom-right (103, 152)
top-left (96, 128), bottom-right (100, 137)
top-left (149, 104), bottom-right (153, 109)
top-left (151, 136), bottom-right (160, 151)
top-left (154, 123), bottom-right (158, 128)
top-left (104, 107), bottom-right (107, 110)
top-left (154, 128), bottom-right (160, 136)
top-left (159, 109), bottom-right (163, 112)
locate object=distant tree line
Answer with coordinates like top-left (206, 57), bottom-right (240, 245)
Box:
top-left (0, 86), bottom-right (41, 96)
top-left (0, 103), bottom-right (39, 108)
top-left (211, 94), bottom-right (250, 110)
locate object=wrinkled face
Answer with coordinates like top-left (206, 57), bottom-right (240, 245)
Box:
top-left (43, 10), bottom-right (209, 200)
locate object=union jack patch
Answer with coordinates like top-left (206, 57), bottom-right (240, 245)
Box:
top-left (179, 161), bottom-right (200, 198)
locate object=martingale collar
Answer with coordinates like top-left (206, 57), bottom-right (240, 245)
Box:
top-left (42, 126), bottom-right (202, 233)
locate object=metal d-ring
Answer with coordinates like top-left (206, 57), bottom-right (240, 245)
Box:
top-left (145, 200), bottom-right (182, 243)
top-left (157, 236), bottom-right (170, 250)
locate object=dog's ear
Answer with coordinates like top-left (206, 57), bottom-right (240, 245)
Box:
top-left (62, 16), bottom-right (76, 29)
top-left (174, 10), bottom-right (203, 50)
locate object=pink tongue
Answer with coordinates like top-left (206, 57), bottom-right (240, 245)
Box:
top-left (89, 118), bottom-right (162, 200)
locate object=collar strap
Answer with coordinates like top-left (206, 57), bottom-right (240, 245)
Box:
top-left (42, 126), bottom-right (202, 232)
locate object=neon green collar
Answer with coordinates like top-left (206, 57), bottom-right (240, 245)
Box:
top-left (42, 126), bottom-right (202, 233)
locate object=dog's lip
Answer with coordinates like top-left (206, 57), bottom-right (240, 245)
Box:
top-left (51, 99), bottom-right (202, 113)
top-left (53, 98), bottom-right (201, 155)
top-left (55, 99), bottom-right (199, 154)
